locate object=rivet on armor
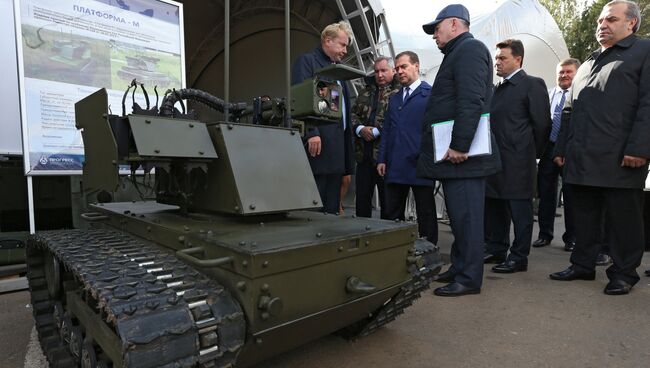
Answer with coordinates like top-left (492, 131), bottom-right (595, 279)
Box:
top-left (237, 281), bottom-right (247, 290)
top-left (234, 205), bottom-right (240, 211)
top-left (199, 151), bottom-right (204, 155)
top-left (242, 260), bottom-right (248, 267)
top-left (316, 232), bottom-right (322, 238)
top-left (178, 235), bottom-right (185, 243)
top-left (184, 226), bottom-right (190, 232)
top-left (261, 284), bottom-right (270, 292)
top-left (365, 226), bottom-right (371, 231)
top-left (154, 149), bottom-right (160, 153)
top-left (239, 241), bottom-right (246, 246)
top-left (256, 338), bottom-right (263, 345)
top-left (251, 241), bottom-right (258, 247)
top-left (263, 261), bottom-right (270, 268)
top-left (227, 124), bottom-right (234, 129)
top-left (189, 123), bottom-right (194, 128)
top-left (338, 246), bottom-right (344, 252)
top-left (250, 204), bottom-right (256, 210)
top-left (365, 241), bottom-right (370, 246)
top-left (261, 312), bottom-right (270, 320)
top-left (312, 200), bottom-right (319, 205)
top-left (102, 113), bottom-right (108, 118)
top-left (145, 120), bottom-right (151, 124)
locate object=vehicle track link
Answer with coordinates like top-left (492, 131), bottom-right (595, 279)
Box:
top-left (26, 229), bottom-right (246, 368)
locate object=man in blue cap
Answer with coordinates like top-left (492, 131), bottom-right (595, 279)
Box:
top-left (417, 4), bottom-right (501, 296)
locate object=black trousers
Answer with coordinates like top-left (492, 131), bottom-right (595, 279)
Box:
top-left (355, 161), bottom-right (387, 219)
top-left (385, 183), bottom-right (438, 244)
top-left (443, 178), bottom-right (486, 289)
top-left (536, 143), bottom-right (575, 243)
top-left (570, 185), bottom-right (645, 285)
top-left (314, 174), bottom-right (343, 214)
top-left (484, 197), bottom-right (534, 264)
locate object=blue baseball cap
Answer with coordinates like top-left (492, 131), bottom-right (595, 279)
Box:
top-left (422, 4), bottom-right (470, 34)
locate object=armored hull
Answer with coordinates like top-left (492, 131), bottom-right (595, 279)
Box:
top-left (27, 203), bottom-right (440, 367)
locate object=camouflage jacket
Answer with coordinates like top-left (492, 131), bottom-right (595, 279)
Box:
top-left (351, 76), bottom-right (401, 163)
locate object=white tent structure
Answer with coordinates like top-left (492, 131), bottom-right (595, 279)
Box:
top-left (383, 0), bottom-right (570, 88)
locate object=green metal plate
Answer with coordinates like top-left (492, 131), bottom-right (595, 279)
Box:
top-left (128, 115), bottom-right (217, 158)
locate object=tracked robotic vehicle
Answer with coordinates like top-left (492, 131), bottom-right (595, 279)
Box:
top-left (26, 72), bottom-right (442, 367)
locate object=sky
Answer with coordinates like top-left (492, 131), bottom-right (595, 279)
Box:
top-left (380, 0), bottom-right (505, 35)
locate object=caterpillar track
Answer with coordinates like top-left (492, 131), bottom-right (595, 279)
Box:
top-left (26, 229), bottom-right (246, 368)
top-left (338, 239), bottom-right (442, 339)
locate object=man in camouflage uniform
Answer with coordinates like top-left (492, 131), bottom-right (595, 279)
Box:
top-left (352, 56), bottom-right (400, 218)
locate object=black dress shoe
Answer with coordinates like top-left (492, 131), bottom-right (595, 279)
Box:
top-left (433, 282), bottom-right (480, 297)
top-left (532, 238), bottom-right (551, 248)
top-left (595, 253), bottom-right (612, 266)
top-left (549, 266), bottom-right (595, 281)
top-left (604, 279), bottom-right (632, 295)
top-left (491, 260), bottom-right (527, 273)
top-left (483, 253), bottom-right (506, 264)
top-left (432, 270), bottom-right (455, 283)
top-left (563, 241), bottom-right (575, 252)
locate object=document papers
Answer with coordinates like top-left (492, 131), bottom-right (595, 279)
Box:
top-left (431, 113), bottom-right (492, 162)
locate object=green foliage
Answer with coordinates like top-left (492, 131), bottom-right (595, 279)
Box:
top-left (540, 0), bottom-right (650, 61)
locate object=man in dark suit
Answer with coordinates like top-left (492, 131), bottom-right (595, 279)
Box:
top-left (550, 0), bottom-right (650, 295)
top-left (376, 51), bottom-right (437, 243)
top-left (532, 59), bottom-right (580, 252)
top-left (418, 5), bottom-right (502, 296)
top-left (292, 22), bottom-right (355, 214)
top-left (484, 39), bottom-right (551, 273)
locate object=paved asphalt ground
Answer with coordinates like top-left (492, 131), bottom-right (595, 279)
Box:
top-left (2, 209), bottom-right (650, 368)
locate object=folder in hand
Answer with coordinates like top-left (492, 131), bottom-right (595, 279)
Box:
top-left (431, 113), bottom-right (492, 162)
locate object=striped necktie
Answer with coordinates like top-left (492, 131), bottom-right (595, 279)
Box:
top-left (550, 90), bottom-right (567, 142)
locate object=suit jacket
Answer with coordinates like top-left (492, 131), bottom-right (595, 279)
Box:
top-left (416, 32), bottom-right (501, 180)
top-left (291, 46), bottom-right (355, 175)
top-left (555, 34), bottom-right (650, 189)
top-left (487, 70), bottom-right (551, 199)
top-left (378, 82), bottom-right (434, 187)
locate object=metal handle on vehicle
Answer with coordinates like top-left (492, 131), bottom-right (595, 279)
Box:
top-left (176, 247), bottom-right (233, 268)
top-left (345, 276), bottom-right (376, 294)
top-left (80, 212), bottom-right (109, 221)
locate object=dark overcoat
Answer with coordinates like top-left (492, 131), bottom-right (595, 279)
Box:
top-left (291, 46), bottom-right (355, 175)
top-left (555, 34), bottom-right (650, 189)
top-left (486, 70), bottom-right (551, 199)
top-left (417, 32), bottom-right (501, 179)
top-left (377, 82), bottom-right (434, 187)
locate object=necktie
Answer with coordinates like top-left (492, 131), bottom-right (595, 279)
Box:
top-left (403, 87), bottom-right (410, 103)
top-left (550, 90), bottom-right (567, 142)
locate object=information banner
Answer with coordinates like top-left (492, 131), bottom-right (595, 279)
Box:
top-left (14, 0), bottom-right (184, 174)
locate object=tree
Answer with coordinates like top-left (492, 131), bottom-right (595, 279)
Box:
top-left (566, 0), bottom-right (608, 60)
top-left (539, 0), bottom-right (581, 37)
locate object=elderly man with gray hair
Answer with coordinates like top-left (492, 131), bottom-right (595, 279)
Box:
top-left (292, 22), bottom-right (355, 214)
top-left (550, 0), bottom-right (650, 295)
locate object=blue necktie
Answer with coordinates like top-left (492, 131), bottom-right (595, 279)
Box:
top-left (403, 87), bottom-right (410, 103)
top-left (550, 90), bottom-right (567, 142)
